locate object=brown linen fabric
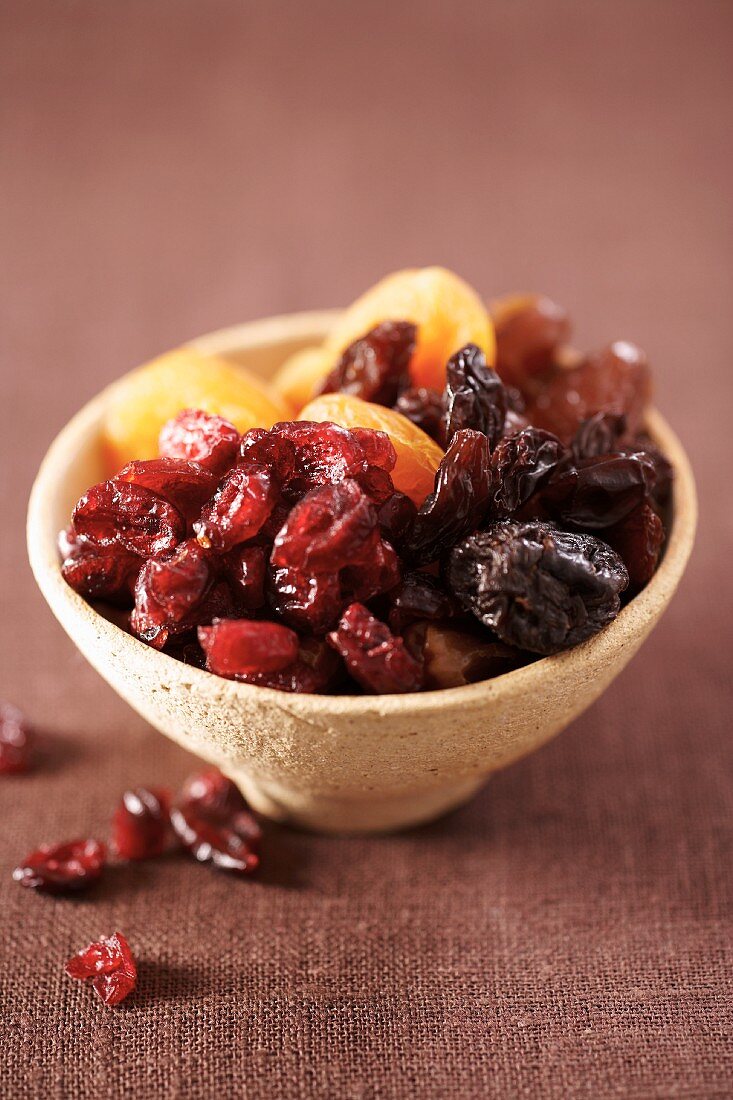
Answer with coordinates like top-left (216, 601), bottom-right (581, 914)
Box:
top-left (1, 2), bottom-right (731, 1097)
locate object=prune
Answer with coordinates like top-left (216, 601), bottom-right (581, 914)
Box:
top-left (194, 463), bottom-right (275, 551)
top-left (572, 412), bottom-right (627, 461)
top-left (60, 536), bottom-right (139, 604)
top-left (378, 492), bottom-right (417, 548)
top-left (387, 572), bottom-right (458, 633)
top-left (131, 539), bottom-right (213, 647)
top-left (268, 566), bottom-right (343, 634)
top-left (527, 341), bottom-right (652, 443)
top-left (443, 344), bottom-right (507, 449)
top-left (419, 624), bottom-right (524, 689)
top-left (406, 430), bottom-right (492, 566)
top-left (198, 618), bottom-right (299, 678)
top-left (159, 408), bottom-right (240, 475)
top-left (328, 603), bottom-right (423, 694)
top-left (541, 452), bottom-right (656, 528)
top-left (73, 480), bottom-right (184, 558)
top-left (342, 538), bottom-right (401, 602)
top-left (393, 387), bottom-right (445, 442)
top-left (605, 502), bottom-right (664, 587)
top-left (13, 838), bottom-right (106, 893)
top-left (447, 521), bottom-right (628, 654)
top-left (271, 480), bottom-right (378, 572)
top-left (492, 293), bottom-right (572, 390)
top-left (111, 787), bottom-right (172, 860)
top-left (0, 702), bottom-right (33, 774)
top-left (223, 545), bottom-right (267, 610)
top-left (66, 932), bottom-right (137, 1007)
top-left (317, 320), bottom-right (416, 405)
top-left (117, 458), bottom-right (218, 521)
top-left (490, 427), bottom-right (565, 516)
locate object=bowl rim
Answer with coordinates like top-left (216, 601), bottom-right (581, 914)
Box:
top-left (27, 310), bottom-right (698, 719)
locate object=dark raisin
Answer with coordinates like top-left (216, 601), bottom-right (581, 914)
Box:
top-left (490, 427), bottom-right (566, 516)
top-left (117, 458), bottom-right (218, 522)
top-left (73, 480), bottom-right (184, 558)
top-left (406, 430), bottom-right (492, 566)
top-left (443, 344), bottom-right (507, 449)
top-left (159, 409), bottom-right (240, 475)
top-left (328, 603), bottom-right (423, 694)
top-left (605, 502), bottom-right (665, 588)
top-left (572, 412), bottom-right (627, 461)
top-left (317, 321), bottom-right (416, 405)
top-left (447, 521), bottom-right (628, 654)
top-left (13, 838), bottom-right (106, 893)
top-left (378, 492), bottom-right (417, 548)
top-left (198, 618), bottom-right (299, 678)
top-left (492, 293), bottom-right (572, 390)
top-left (622, 435), bottom-right (674, 508)
top-left (194, 463), bottom-right (276, 551)
top-left (111, 787), bottom-right (172, 860)
top-left (387, 572), bottom-right (458, 633)
top-left (393, 387), bottom-right (445, 442)
top-left (66, 932), bottom-right (137, 1007)
top-left (0, 702), bottom-right (33, 774)
top-left (541, 452), bottom-right (656, 528)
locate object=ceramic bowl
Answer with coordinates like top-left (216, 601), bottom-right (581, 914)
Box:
top-left (27, 312), bottom-right (697, 833)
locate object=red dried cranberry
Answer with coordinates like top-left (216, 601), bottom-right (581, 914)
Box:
top-left (61, 535), bottom-right (139, 605)
top-left (73, 480), bottom-right (184, 558)
top-left (605, 502), bottom-right (664, 587)
top-left (387, 572), bottom-right (458, 633)
top-left (0, 702), bottom-right (33, 774)
top-left (111, 787), bottom-right (172, 860)
top-left (13, 838), bottom-right (106, 893)
top-left (66, 932), bottom-right (137, 1007)
top-left (234, 638), bottom-right (344, 694)
top-left (493, 294), bottom-right (572, 390)
top-left (240, 428), bottom-right (298, 484)
top-left (131, 539), bottom-right (213, 647)
top-left (268, 566), bottom-right (343, 634)
top-left (541, 452), bottom-right (656, 528)
top-left (443, 344), bottom-right (507, 449)
top-left (194, 463), bottom-right (276, 551)
top-left (393, 387), bottom-right (445, 442)
top-left (179, 768), bottom-right (249, 819)
top-left (170, 806), bottom-right (260, 875)
top-left (342, 539), bottom-right (401, 602)
top-left (317, 320), bottom-right (416, 405)
top-left (378, 492), bottom-right (417, 548)
top-left (349, 428), bottom-right (397, 473)
top-left (355, 465), bottom-right (396, 504)
top-left (198, 618), bottom-right (299, 678)
top-left (328, 603), bottom-right (423, 694)
top-left (159, 409), bottom-right (240, 475)
top-left (117, 458), bottom-right (218, 522)
top-left (223, 545), bottom-right (267, 610)
top-left (271, 480), bottom-right (378, 572)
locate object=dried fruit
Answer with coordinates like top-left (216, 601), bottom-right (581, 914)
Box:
top-left (60, 536), bottom-right (139, 604)
top-left (541, 452), bottom-right (656, 528)
top-left (393, 387), bottom-right (445, 442)
top-left (605, 502), bottom-right (665, 587)
top-left (0, 702), bottom-right (33, 774)
top-left (388, 572), bottom-right (457, 633)
top-left (271, 480), bottom-right (378, 572)
top-left (171, 771), bottom-right (261, 876)
top-left (223, 545), bottom-right (267, 610)
top-left (419, 624), bottom-right (524, 689)
top-left (131, 539), bottom-right (213, 646)
top-left (239, 637), bottom-right (344, 693)
top-left (571, 412), bottom-right (627, 462)
top-left (117, 458), bottom-right (218, 521)
top-left (179, 769), bottom-right (258, 834)
top-left (447, 521), bottom-right (628, 654)
top-left (268, 566), bottom-right (343, 634)
top-left (13, 838), bottom-right (106, 893)
top-left (342, 538), bottom-right (401, 602)
top-left (406, 430), bottom-right (492, 565)
top-left (73, 480), bottom-right (184, 558)
top-left (194, 463), bottom-right (275, 551)
top-left (66, 932), bottom-right (137, 1007)
top-left (198, 618), bottom-right (299, 678)
top-left (443, 344), bottom-right (507, 449)
top-left (490, 427), bottom-right (565, 516)
top-left (492, 293), bottom-right (572, 390)
top-left (111, 787), bottom-right (172, 860)
top-left (328, 603), bottom-right (423, 694)
top-left (159, 408), bottom-right (240, 474)
top-left (272, 345), bottom-right (334, 411)
top-left (317, 320), bottom-right (416, 405)
top-left (377, 492), bottom-right (417, 548)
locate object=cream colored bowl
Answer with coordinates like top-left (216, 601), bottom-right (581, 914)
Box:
top-left (27, 313), bottom-right (697, 833)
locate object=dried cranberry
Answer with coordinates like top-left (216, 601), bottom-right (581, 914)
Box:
top-left (194, 463), bottom-right (276, 551)
top-left (223, 545), bottom-right (267, 610)
top-left (117, 458), bottom-right (218, 522)
top-left (268, 566), bottom-right (343, 634)
top-left (198, 618), bottom-right (299, 678)
top-left (317, 321), bottom-right (416, 405)
top-left (393, 387), bottom-right (445, 442)
top-left (443, 344), bottom-right (507, 449)
top-left (349, 428), bottom-right (397, 473)
top-left (131, 539), bottom-right (213, 647)
top-left (73, 480), bottom-right (184, 558)
top-left (61, 536), bottom-right (139, 604)
top-left (342, 538), bottom-right (401, 602)
top-left (13, 838), bottom-right (106, 893)
top-left (447, 521), bottom-right (628, 655)
top-left (541, 452), bottom-right (656, 528)
top-left (355, 465), bottom-right (395, 504)
top-left (490, 427), bottom-right (566, 516)
top-left (493, 293), bottom-right (572, 390)
top-left (0, 702), bottom-right (33, 774)
top-left (238, 638), bottom-right (344, 693)
top-left (605, 502), bottom-right (665, 588)
top-left (405, 430), bottom-right (492, 566)
top-left (387, 572), bottom-right (458, 633)
top-left (179, 768), bottom-right (253, 823)
top-left (171, 806), bottom-right (260, 875)
top-left (328, 603), bottom-right (423, 694)
top-left (571, 412), bottom-right (627, 461)
top-left (159, 409), bottom-right (240, 475)
top-left (66, 932), bottom-right (137, 1006)
top-left (378, 492), bottom-right (417, 548)
top-left (271, 480), bottom-right (378, 573)
top-left (111, 787), bottom-right (172, 860)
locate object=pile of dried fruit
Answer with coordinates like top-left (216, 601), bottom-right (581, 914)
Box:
top-left (60, 272), bottom-right (671, 693)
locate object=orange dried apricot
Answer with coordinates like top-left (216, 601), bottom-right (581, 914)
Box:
top-left (298, 392), bottom-right (444, 506)
top-left (272, 346), bottom-right (333, 411)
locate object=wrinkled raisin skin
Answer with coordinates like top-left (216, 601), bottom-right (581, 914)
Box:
top-left (318, 321), bottom-right (416, 405)
top-left (13, 838), bottom-right (106, 893)
top-left (490, 427), bottom-right (565, 517)
top-left (66, 932), bottom-right (137, 1007)
top-left (541, 452), bottom-right (656, 528)
top-left (393, 387), bottom-right (445, 442)
top-left (388, 572), bottom-right (457, 633)
top-left (443, 344), bottom-right (507, 449)
top-left (328, 602), bottom-right (423, 694)
top-left (605, 502), bottom-right (665, 588)
top-left (447, 521), bottom-right (628, 655)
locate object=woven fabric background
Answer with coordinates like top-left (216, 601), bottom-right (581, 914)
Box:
top-left (1, 3), bottom-right (731, 1097)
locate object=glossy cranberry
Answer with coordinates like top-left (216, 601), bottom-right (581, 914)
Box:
top-left (66, 932), bottom-right (137, 1006)
top-left (224, 545), bottom-right (267, 610)
top-left (268, 566), bottom-right (343, 634)
top-left (159, 409), bottom-right (240, 475)
top-left (13, 838), bottom-right (106, 893)
top-left (111, 787), bottom-right (172, 860)
top-left (271, 480), bottom-right (378, 573)
top-left (198, 618), bottom-right (299, 678)
top-left (328, 602), bottom-right (423, 694)
top-left (342, 538), bottom-right (401, 602)
top-left (194, 463), bottom-right (276, 551)
top-left (0, 703), bottom-right (33, 774)
top-left (131, 539), bottom-right (214, 647)
top-left (117, 458), bottom-right (218, 521)
top-left (60, 536), bottom-right (139, 604)
top-left (73, 479), bottom-right (184, 558)
top-left (177, 769), bottom-right (263, 849)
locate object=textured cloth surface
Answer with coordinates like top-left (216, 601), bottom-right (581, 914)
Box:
top-left (1, 3), bottom-right (731, 1098)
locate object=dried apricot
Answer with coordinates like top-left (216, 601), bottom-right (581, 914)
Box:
top-left (298, 393), bottom-right (444, 506)
top-left (272, 346), bottom-right (333, 411)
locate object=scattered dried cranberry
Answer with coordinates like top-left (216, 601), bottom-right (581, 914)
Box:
top-left (111, 787), bottom-right (172, 860)
top-left (194, 463), bottom-right (275, 551)
top-left (171, 807), bottom-right (260, 875)
top-left (406, 430), bottom-right (492, 566)
top-left (223, 545), bottom-right (267, 610)
top-left (117, 458), bottom-right (218, 522)
top-left (66, 932), bottom-right (137, 1007)
top-left (393, 387), bottom-right (445, 442)
top-left (605, 502), bottom-right (665, 588)
top-left (179, 768), bottom-right (253, 822)
top-left (268, 566), bottom-right (343, 634)
top-left (328, 602), bottom-right (423, 694)
top-left (271, 480), bottom-right (378, 573)
top-left (317, 321), bottom-right (416, 405)
top-left (447, 521), bottom-right (628, 655)
top-left (198, 618), bottom-right (299, 678)
top-left (443, 344), bottom-right (507, 449)
top-left (159, 409), bottom-right (240, 475)
top-left (387, 572), bottom-right (458, 633)
top-left (13, 838), bottom-right (106, 893)
top-left (493, 293), bottom-right (572, 391)
top-left (73, 480), bottom-right (184, 558)
top-left (0, 702), bottom-right (33, 774)
top-left (541, 452), bottom-right (656, 528)
top-left (490, 427), bottom-right (566, 516)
